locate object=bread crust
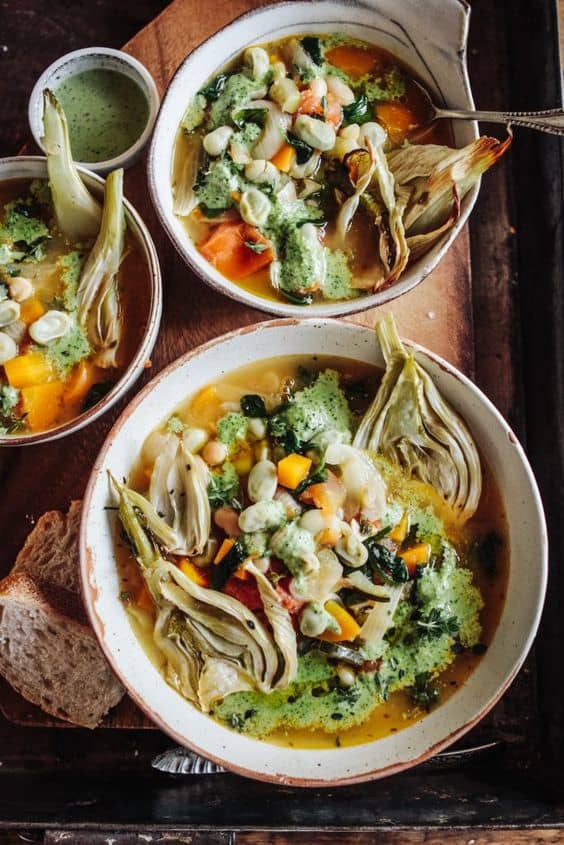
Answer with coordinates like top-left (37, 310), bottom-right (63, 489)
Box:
top-left (0, 504), bottom-right (124, 728)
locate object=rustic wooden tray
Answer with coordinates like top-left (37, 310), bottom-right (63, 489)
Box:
top-left (0, 0), bottom-right (476, 731)
top-left (0, 0), bottom-right (563, 833)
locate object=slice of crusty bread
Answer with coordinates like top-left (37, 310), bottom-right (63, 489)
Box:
top-left (13, 500), bottom-right (83, 597)
top-left (0, 571), bottom-right (124, 728)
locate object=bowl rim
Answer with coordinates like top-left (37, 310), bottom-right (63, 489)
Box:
top-left (147, 0), bottom-right (479, 319)
top-left (0, 155), bottom-right (162, 446)
top-left (80, 317), bottom-right (548, 787)
top-left (28, 47), bottom-right (160, 175)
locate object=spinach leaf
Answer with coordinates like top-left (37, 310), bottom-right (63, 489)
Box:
top-left (232, 107), bottom-right (267, 130)
top-left (301, 36), bottom-right (323, 65)
top-left (410, 672), bottom-right (439, 710)
top-left (280, 288), bottom-right (314, 306)
top-left (286, 132), bottom-right (314, 165)
top-left (342, 94), bottom-right (372, 126)
top-left (240, 394), bottom-right (267, 417)
top-left (199, 73), bottom-right (228, 101)
top-left (294, 459), bottom-right (328, 495)
top-left (82, 381), bottom-right (113, 411)
top-left (364, 536), bottom-right (409, 584)
top-left (211, 539), bottom-right (247, 589)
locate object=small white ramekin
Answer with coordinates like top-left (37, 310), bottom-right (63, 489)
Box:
top-left (28, 47), bottom-right (160, 175)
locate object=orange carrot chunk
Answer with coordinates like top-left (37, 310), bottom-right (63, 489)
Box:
top-left (376, 102), bottom-right (419, 144)
top-left (326, 45), bottom-right (378, 79)
top-left (199, 222), bottom-right (274, 280)
top-left (270, 143), bottom-right (296, 173)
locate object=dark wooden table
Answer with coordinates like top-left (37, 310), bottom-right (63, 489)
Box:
top-left (1, 0), bottom-right (563, 842)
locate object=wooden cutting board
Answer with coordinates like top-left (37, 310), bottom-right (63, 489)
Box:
top-left (0, 0), bottom-right (474, 729)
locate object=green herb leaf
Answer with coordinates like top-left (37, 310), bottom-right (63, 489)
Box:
top-left (364, 537), bottom-right (409, 584)
top-left (301, 36), bottom-right (323, 65)
top-left (244, 240), bottom-right (269, 254)
top-left (342, 94), bottom-right (372, 126)
top-left (211, 538), bottom-right (247, 590)
top-left (232, 107), bottom-right (267, 130)
top-left (294, 459), bottom-right (328, 495)
top-left (410, 672), bottom-right (439, 710)
top-left (415, 607), bottom-right (459, 640)
top-left (280, 288), bottom-right (314, 306)
top-left (240, 394), bottom-right (267, 417)
top-left (199, 73), bottom-right (228, 101)
top-left (286, 132), bottom-right (314, 165)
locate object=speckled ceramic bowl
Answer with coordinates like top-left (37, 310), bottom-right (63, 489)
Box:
top-left (0, 156), bottom-right (162, 446)
top-left (149, 0), bottom-right (480, 318)
top-left (29, 48), bottom-right (160, 175)
top-left (81, 319), bottom-right (547, 786)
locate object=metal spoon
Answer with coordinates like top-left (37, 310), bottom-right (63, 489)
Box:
top-left (413, 80), bottom-right (564, 136)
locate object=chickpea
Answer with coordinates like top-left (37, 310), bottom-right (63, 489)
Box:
top-left (202, 439), bottom-right (228, 466)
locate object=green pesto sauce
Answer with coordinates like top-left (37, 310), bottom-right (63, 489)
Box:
top-left (55, 69), bottom-right (149, 163)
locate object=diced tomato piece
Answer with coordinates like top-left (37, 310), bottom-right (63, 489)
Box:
top-left (224, 576), bottom-right (263, 611)
top-left (276, 576), bottom-right (304, 615)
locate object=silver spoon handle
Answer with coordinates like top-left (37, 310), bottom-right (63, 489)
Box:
top-left (436, 106), bottom-right (564, 136)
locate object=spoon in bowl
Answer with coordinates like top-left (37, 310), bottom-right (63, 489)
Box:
top-left (412, 80), bottom-right (564, 136)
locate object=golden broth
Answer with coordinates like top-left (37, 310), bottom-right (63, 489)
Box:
top-left (116, 355), bottom-right (509, 750)
top-left (175, 34), bottom-right (454, 305)
top-left (0, 178), bottom-right (151, 434)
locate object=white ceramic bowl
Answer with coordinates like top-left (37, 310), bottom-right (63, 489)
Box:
top-left (149, 0), bottom-right (480, 318)
top-left (0, 157), bottom-right (162, 446)
top-left (29, 48), bottom-right (160, 175)
top-left (81, 319), bottom-right (547, 786)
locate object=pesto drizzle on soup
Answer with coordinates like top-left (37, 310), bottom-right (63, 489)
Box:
top-left (171, 33), bottom-right (510, 307)
top-left (113, 343), bottom-right (508, 749)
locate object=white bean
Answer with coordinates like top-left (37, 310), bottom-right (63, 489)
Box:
top-left (239, 188), bottom-right (271, 227)
top-left (269, 77), bottom-right (301, 113)
top-left (359, 121), bottom-right (388, 150)
top-left (8, 276), bottom-right (33, 303)
top-left (203, 126), bottom-right (233, 157)
top-left (0, 300), bottom-right (20, 328)
top-left (293, 115), bottom-right (336, 152)
top-left (336, 664), bottom-right (356, 687)
top-left (28, 310), bottom-right (71, 345)
top-left (247, 417), bottom-right (267, 440)
top-left (0, 331), bottom-right (17, 364)
top-left (244, 46), bottom-right (270, 80)
top-left (247, 459), bottom-right (278, 502)
top-left (244, 159), bottom-right (279, 187)
top-left (182, 427), bottom-right (209, 454)
top-left (239, 499), bottom-right (285, 532)
top-left (339, 122), bottom-right (360, 140)
top-left (327, 75), bottom-right (355, 106)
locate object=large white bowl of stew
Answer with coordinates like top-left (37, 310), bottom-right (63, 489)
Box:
top-left (148, 0), bottom-right (509, 317)
top-left (0, 157), bottom-right (161, 444)
top-left (81, 318), bottom-right (547, 785)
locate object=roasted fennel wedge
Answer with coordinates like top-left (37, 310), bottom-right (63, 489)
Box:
top-left (354, 314), bottom-right (482, 521)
